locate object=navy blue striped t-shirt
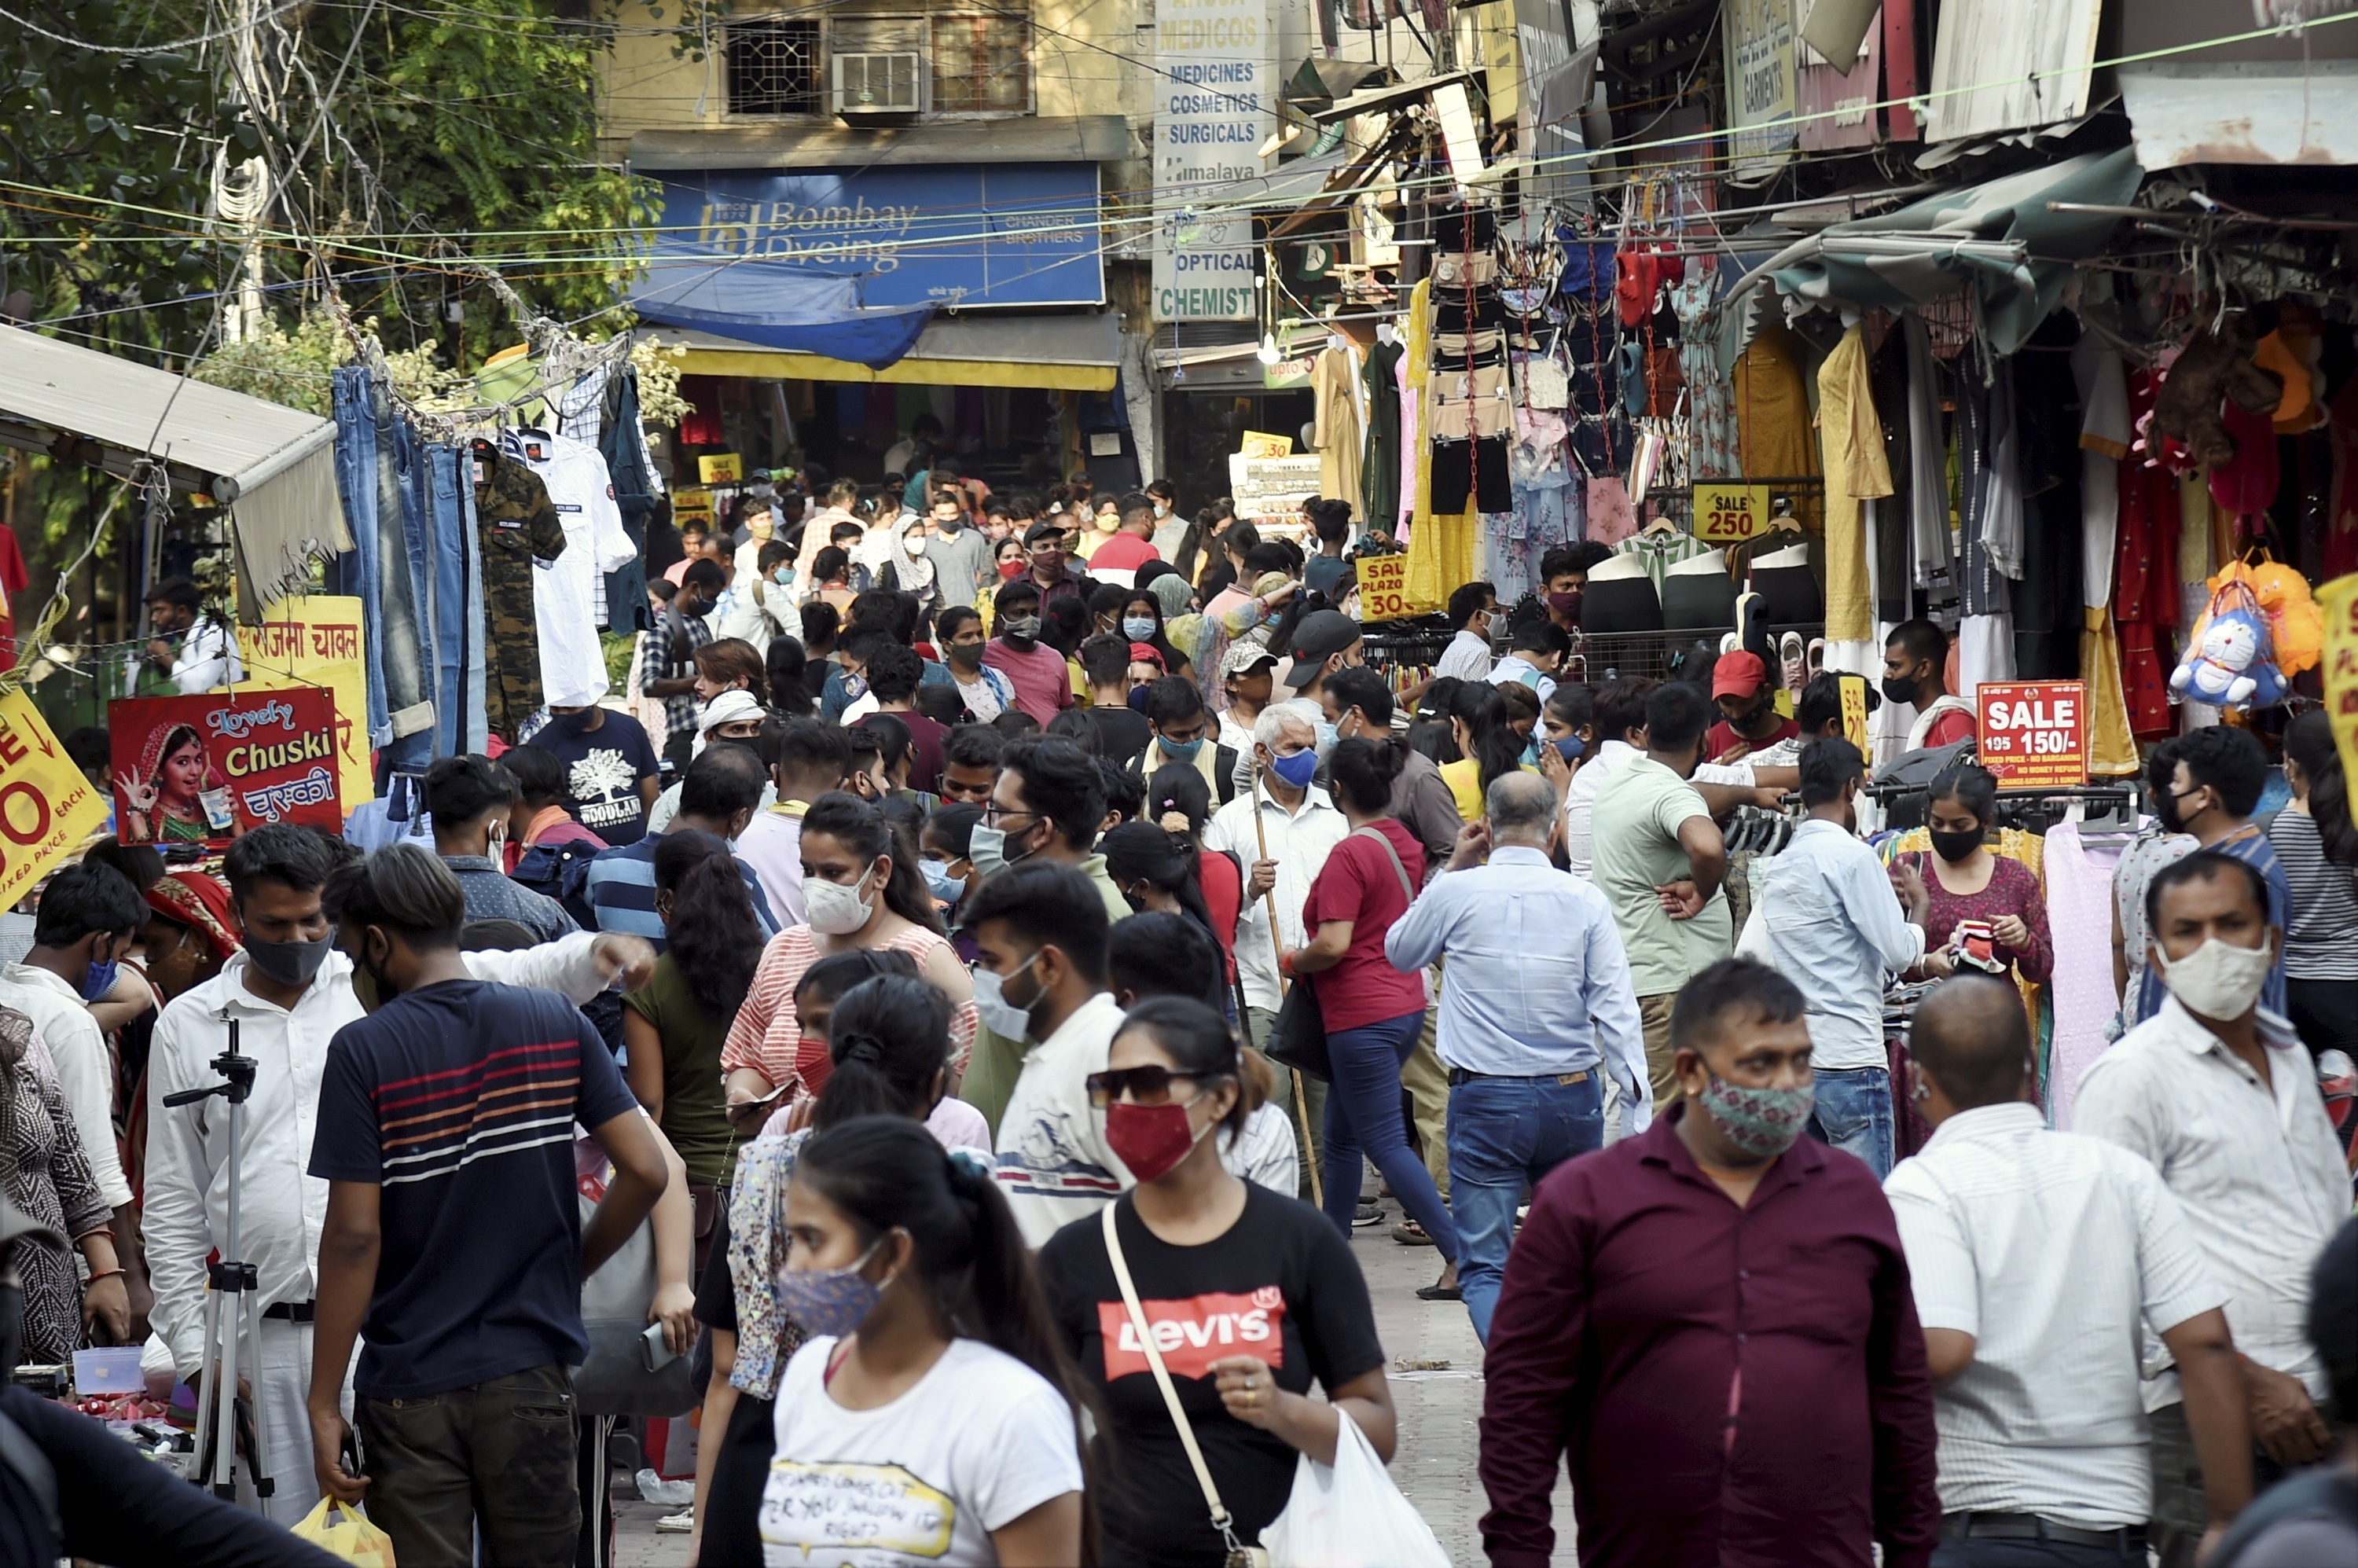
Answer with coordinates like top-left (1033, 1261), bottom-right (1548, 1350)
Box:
top-left (309, 979), bottom-right (638, 1400)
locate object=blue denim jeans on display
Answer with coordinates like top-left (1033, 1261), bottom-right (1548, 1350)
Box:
top-left (1448, 1072), bottom-right (1603, 1342)
top-left (424, 445), bottom-right (476, 757)
top-left (1321, 1010), bottom-right (1460, 1262)
top-left (381, 412), bottom-right (437, 774)
top-left (331, 366), bottom-right (391, 748)
top-left (1808, 1064), bottom-right (1895, 1180)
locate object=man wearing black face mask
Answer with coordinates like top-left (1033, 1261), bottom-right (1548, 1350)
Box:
top-left (1883, 619), bottom-right (1975, 752)
top-left (1704, 652), bottom-right (1798, 763)
top-left (1539, 542), bottom-right (1611, 633)
top-left (525, 696), bottom-right (662, 847)
top-left (146, 826), bottom-right (663, 1525)
top-left (0, 1201), bottom-right (341, 1568)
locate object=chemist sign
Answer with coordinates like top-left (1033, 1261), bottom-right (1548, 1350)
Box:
top-left (1974, 681), bottom-right (2086, 788)
top-left (1151, 0), bottom-right (1273, 319)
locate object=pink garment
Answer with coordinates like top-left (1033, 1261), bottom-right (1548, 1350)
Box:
top-left (1586, 477), bottom-right (1637, 544)
top-left (1396, 351), bottom-right (1418, 531)
top-left (2209, 401), bottom-right (2281, 520)
top-left (2040, 821), bottom-right (2123, 1129)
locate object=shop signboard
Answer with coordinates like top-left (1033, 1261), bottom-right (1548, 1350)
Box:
top-left (0, 691), bottom-right (107, 913)
top-left (697, 454), bottom-right (744, 483)
top-left (1237, 431), bottom-right (1295, 457)
top-left (235, 595), bottom-right (373, 810)
top-left (1974, 680), bottom-right (2085, 788)
top-left (1725, 0), bottom-right (1798, 184)
top-left (1838, 674), bottom-right (1869, 753)
top-left (108, 688), bottom-right (343, 846)
top-left (1151, 0), bottom-right (1273, 321)
top-left (2319, 573), bottom-right (2358, 788)
top-left (1353, 553), bottom-right (1438, 623)
top-left (1694, 483), bottom-right (1773, 544)
top-left (644, 164), bottom-right (1105, 314)
top-left (1226, 453), bottom-right (1321, 529)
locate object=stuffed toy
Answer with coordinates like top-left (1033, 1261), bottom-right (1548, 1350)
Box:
top-left (2150, 314), bottom-right (2285, 471)
top-left (2172, 571), bottom-right (2290, 711)
top-left (2246, 559), bottom-right (2323, 678)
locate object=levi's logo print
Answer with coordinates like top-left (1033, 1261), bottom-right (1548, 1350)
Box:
top-left (1097, 1287), bottom-right (1285, 1379)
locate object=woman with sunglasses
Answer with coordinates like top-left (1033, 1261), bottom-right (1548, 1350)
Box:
top-left (1038, 997), bottom-right (1393, 1568)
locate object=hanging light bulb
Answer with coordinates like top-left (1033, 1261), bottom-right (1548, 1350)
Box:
top-left (1257, 333), bottom-right (1281, 365)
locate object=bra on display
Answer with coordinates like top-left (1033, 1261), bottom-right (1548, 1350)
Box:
top-left (1662, 549), bottom-right (1736, 630)
top-left (1581, 553), bottom-right (1664, 635)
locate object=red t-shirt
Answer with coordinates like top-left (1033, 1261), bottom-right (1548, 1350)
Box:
top-left (1923, 709), bottom-right (1975, 747)
top-left (1301, 819), bottom-right (1427, 1030)
top-left (1085, 533), bottom-right (1159, 577)
top-left (982, 639), bottom-right (1073, 725)
top-left (1197, 847), bottom-right (1242, 982)
top-left (1705, 714), bottom-right (1798, 762)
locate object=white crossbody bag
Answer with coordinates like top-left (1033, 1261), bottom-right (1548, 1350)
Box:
top-left (1100, 1203), bottom-right (1273, 1568)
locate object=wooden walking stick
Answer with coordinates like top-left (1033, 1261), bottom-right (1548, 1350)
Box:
top-left (1252, 758), bottom-right (1323, 1209)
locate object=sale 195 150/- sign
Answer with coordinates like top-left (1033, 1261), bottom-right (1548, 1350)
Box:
top-left (1974, 681), bottom-right (2086, 788)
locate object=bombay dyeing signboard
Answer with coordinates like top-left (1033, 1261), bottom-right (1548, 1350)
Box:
top-left (647, 165), bottom-right (1106, 313)
top-left (1152, 0), bottom-right (1273, 321)
top-left (108, 689), bottom-right (343, 847)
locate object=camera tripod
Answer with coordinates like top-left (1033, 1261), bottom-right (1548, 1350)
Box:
top-left (160, 1016), bottom-right (272, 1506)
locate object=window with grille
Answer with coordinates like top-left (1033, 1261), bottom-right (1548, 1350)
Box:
top-left (931, 13), bottom-right (1030, 112)
top-left (728, 20), bottom-right (823, 116)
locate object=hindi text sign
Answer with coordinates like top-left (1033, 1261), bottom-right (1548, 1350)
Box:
top-left (109, 688), bottom-right (343, 846)
top-left (0, 691), bottom-right (108, 910)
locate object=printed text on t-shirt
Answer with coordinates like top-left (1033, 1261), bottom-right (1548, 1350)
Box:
top-left (1096, 1287), bottom-right (1286, 1379)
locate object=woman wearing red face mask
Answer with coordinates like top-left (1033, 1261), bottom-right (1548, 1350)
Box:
top-left (1036, 997), bottom-right (1397, 1568)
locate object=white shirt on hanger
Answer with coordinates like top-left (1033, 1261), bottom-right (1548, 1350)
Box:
top-left (505, 431), bottom-right (635, 707)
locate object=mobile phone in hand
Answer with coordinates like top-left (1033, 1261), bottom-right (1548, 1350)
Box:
top-left (642, 1320), bottom-right (681, 1372)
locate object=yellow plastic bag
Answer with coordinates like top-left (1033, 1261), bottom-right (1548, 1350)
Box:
top-left (291, 1498), bottom-right (398, 1567)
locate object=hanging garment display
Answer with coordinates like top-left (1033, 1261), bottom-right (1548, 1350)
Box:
top-left (1867, 324), bottom-right (1915, 629)
top-left (2008, 321), bottom-right (2086, 682)
top-left (506, 428), bottom-right (637, 708)
top-left (1312, 343), bottom-right (1367, 523)
top-left (1612, 523), bottom-right (1711, 589)
top-left (470, 442), bottom-right (568, 740)
top-left (599, 367), bottom-right (661, 636)
top-left (0, 522), bottom-right (29, 674)
top-left (1818, 324), bottom-right (1895, 646)
top-left (1732, 326), bottom-right (1821, 504)
top-left (1361, 333), bottom-right (1405, 531)
top-left (2114, 367), bottom-right (2181, 739)
top-left (334, 364), bottom-right (439, 770)
top-left (1903, 314), bottom-right (1952, 591)
top-left (1671, 266), bottom-right (1737, 482)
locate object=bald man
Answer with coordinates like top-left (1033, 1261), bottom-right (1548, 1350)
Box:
top-left (1885, 976), bottom-right (2252, 1566)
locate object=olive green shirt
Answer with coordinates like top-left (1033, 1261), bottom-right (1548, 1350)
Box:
top-left (621, 954), bottom-right (739, 1186)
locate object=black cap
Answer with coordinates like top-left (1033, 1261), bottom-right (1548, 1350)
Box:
top-left (1284, 609), bottom-right (1361, 688)
top-left (146, 575), bottom-right (201, 611)
top-left (1023, 520), bottom-right (1066, 549)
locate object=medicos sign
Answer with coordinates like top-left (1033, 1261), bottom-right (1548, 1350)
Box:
top-left (1152, 0), bottom-right (1273, 320)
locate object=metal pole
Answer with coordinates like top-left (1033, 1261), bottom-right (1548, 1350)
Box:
top-left (1251, 762), bottom-right (1323, 1209)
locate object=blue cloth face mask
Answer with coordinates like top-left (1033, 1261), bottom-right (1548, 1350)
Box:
top-left (1122, 616), bottom-right (1157, 641)
top-left (1268, 747), bottom-right (1320, 790)
top-left (1158, 735), bottom-right (1204, 763)
top-left (80, 960), bottom-right (119, 1002)
top-left (920, 857), bottom-right (965, 905)
top-left (774, 1235), bottom-right (891, 1339)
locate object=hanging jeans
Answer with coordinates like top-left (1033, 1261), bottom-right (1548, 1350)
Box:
top-left (423, 446), bottom-right (487, 755)
top-left (332, 366), bottom-right (392, 751)
top-left (1320, 1009), bottom-right (1460, 1262)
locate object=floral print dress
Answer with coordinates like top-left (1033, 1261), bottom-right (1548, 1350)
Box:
top-left (0, 1007), bottom-right (109, 1362)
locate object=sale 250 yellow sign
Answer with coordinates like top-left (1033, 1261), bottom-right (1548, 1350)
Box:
top-left (0, 689), bottom-right (109, 908)
top-left (1695, 483), bottom-right (1773, 544)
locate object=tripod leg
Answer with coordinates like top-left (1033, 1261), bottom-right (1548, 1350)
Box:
top-left (211, 1283), bottom-right (242, 1500)
top-left (242, 1291), bottom-right (273, 1505)
top-left (193, 1287), bottom-right (220, 1484)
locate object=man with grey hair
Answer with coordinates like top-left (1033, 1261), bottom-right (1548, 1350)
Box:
top-left (1385, 769), bottom-right (1648, 1342)
top-left (1205, 703), bottom-right (1347, 1188)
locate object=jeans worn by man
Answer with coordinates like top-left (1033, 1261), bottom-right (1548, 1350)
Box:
top-left (1384, 773), bottom-right (1651, 1342)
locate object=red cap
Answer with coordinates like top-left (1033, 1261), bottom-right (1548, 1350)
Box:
top-left (1712, 650), bottom-right (1769, 701)
top-left (1128, 641), bottom-right (1166, 670)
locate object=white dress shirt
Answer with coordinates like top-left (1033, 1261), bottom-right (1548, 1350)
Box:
top-left (1561, 738), bottom-right (1639, 882)
top-left (2074, 997), bottom-right (2346, 1408)
top-left (143, 936), bottom-right (621, 1380)
top-left (1203, 783), bottom-right (1349, 1012)
top-left (0, 964), bottom-right (132, 1210)
top-left (169, 614), bottom-right (245, 694)
top-left (1754, 819), bottom-right (1926, 1072)
top-left (1383, 846), bottom-right (1650, 1128)
top-left (1433, 628), bottom-right (1493, 683)
top-left (1886, 1102), bottom-right (2224, 1527)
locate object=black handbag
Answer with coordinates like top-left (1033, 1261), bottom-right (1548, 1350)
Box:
top-left (1265, 973), bottom-right (1330, 1081)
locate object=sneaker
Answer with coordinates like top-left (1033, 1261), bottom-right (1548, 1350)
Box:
top-left (1779, 630), bottom-right (1805, 693)
top-left (1353, 1203), bottom-right (1383, 1228)
top-left (656, 1508), bottom-right (694, 1534)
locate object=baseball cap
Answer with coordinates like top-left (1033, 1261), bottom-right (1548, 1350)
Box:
top-left (1128, 641), bottom-right (1166, 671)
top-left (1284, 609), bottom-right (1362, 689)
top-left (1711, 651), bottom-right (1769, 702)
top-left (1023, 520), bottom-right (1066, 549)
top-left (1219, 641), bottom-right (1280, 681)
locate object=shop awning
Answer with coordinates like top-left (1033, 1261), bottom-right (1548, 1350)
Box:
top-left (630, 263), bottom-right (935, 369)
top-left (637, 313), bottom-right (1122, 392)
top-left (0, 327), bottom-right (348, 612)
top-left (2121, 61), bottom-right (2358, 168)
top-left (1724, 147), bottom-right (2143, 356)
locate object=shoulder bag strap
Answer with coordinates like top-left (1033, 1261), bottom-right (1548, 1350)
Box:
top-left (1353, 825), bottom-right (1416, 902)
top-left (1100, 1203), bottom-right (1251, 1559)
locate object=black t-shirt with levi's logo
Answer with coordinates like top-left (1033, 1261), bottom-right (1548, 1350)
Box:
top-left (1037, 1184), bottom-right (1384, 1566)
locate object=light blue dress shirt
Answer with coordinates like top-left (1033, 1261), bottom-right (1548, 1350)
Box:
top-left (1384, 845), bottom-right (1651, 1128)
top-left (1752, 817), bottom-right (1926, 1072)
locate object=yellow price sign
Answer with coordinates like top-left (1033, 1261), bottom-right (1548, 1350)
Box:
top-left (1695, 483), bottom-right (1772, 545)
top-left (1354, 554), bottom-right (1438, 623)
top-left (0, 689), bottom-right (108, 909)
top-left (1237, 431), bottom-right (1295, 459)
top-left (697, 453), bottom-right (744, 483)
top-left (2319, 574), bottom-right (2358, 789)
top-left (1838, 674), bottom-right (1868, 754)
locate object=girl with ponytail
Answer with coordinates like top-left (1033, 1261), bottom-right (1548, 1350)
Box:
top-left (621, 831), bottom-right (758, 1195)
top-left (1144, 762), bottom-right (1243, 982)
top-left (2270, 709), bottom-right (2358, 1079)
top-left (764, 1116), bottom-right (1096, 1564)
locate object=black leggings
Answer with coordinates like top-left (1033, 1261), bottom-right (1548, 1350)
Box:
top-left (2284, 977), bottom-right (2358, 1067)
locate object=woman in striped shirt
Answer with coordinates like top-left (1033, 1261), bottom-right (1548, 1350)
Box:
top-left (2268, 711), bottom-right (2358, 1082)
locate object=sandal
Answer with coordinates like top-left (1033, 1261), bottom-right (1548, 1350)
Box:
top-left (1415, 1281), bottom-right (1463, 1302)
top-left (1391, 1221), bottom-right (1435, 1247)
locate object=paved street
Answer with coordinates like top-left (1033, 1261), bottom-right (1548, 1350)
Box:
top-left (614, 1195), bottom-right (1575, 1566)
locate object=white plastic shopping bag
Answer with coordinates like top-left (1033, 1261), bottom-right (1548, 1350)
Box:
top-left (1257, 1408), bottom-right (1449, 1568)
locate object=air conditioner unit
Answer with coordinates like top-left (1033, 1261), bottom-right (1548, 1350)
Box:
top-left (833, 52), bottom-right (923, 120)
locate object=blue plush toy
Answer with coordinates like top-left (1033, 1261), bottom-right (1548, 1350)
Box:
top-left (2170, 600), bottom-right (2286, 710)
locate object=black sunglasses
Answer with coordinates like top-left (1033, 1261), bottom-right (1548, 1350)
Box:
top-left (1084, 1064), bottom-right (1229, 1108)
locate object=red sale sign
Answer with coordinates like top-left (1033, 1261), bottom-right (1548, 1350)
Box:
top-left (1974, 681), bottom-right (2087, 788)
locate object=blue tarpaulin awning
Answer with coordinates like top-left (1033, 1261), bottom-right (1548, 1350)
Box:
top-left (627, 263), bottom-right (934, 370)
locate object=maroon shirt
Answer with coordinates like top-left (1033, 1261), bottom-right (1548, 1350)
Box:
top-left (1478, 1105), bottom-right (1938, 1568)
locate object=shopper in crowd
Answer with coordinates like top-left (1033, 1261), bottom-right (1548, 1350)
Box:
top-left (527, 698), bottom-right (663, 847)
top-left (1535, 543), bottom-right (1609, 633)
top-left (0, 862), bottom-right (142, 1328)
top-left (1140, 676), bottom-right (1237, 805)
top-left (1885, 619), bottom-right (1975, 752)
top-left (582, 743), bottom-right (780, 950)
top-left (939, 720), bottom-right (1005, 808)
top-left (1324, 665), bottom-right (1461, 878)
top-left (1590, 681), bottom-right (1730, 1108)
top-left (2267, 709), bottom-right (2357, 1070)
top-left (970, 865), bottom-right (1128, 1244)
top-left (693, 635), bottom-right (769, 711)
top-left (1438, 681), bottom-right (1530, 823)
top-left (1486, 620), bottom-right (1568, 706)
top-left (1478, 957), bottom-right (1939, 1568)
top-left (1216, 642), bottom-right (1277, 757)
top-left (2077, 852), bottom-right (2345, 1568)
top-left (982, 579), bottom-right (1073, 727)
top-left (735, 717), bottom-right (851, 927)
top-left (860, 641), bottom-right (948, 793)
top-left (2133, 727), bottom-right (2290, 1020)
top-left (1705, 650), bottom-right (1798, 762)
top-left (1276, 608), bottom-right (1364, 740)
top-left (645, 559), bottom-right (725, 772)
top-left (622, 831), bottom-right (762, 1246)
top-left (0, 997), bottom-right (120, 1364)
top-left (1100, 820), bottom-right (1225, 948)
top-left (1070, 634), bottom-right (1147, 769)
top-left (1019, 518), bottom-right (1088, 613)
top-left (975, 735), bottom-right (1129, 918)
top-left (939, 604), bottom-right (1016, 722)
top-left (1889, 974), bottom-right (2251, 1568)
top-left (1288, 736), bottom-right (1450, 1254)
top-left (763, 633), bottom-right (815, 719)
top-left (1434, 581), bottom-right (1499, 685)
top-left (1386, 771), bottom-right (1647, 1339)
top-left (926, 485), bottom-right (994, 609)
top-left (423, 753), bottom-right (577, 942)
top-left (137, 574), bottom-right (244, 695)
top-left (1753, 739), bottom-right (1937, 1179)
top-left (721, 791), bottom-right (975, 1122)
top-left (498, 742), bottom-right (607, 871)
top-left (1562, 676), bottom-right (1654, 880)
top-left (920, 803), bottom-right (982, 939)
top-left (1038, 996), bottom-right (1391, 1567)
top-left (1115, 583), bottom-right (1191, 680)
top-left (762, 1117), bottom-right (1089, 1563)
top-left (806, 545), bottom-right (858, 611)
top-left (1904, 761), bottom-right (2053, 994)
top-left (305, 845), bottom-right (669, 1562)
